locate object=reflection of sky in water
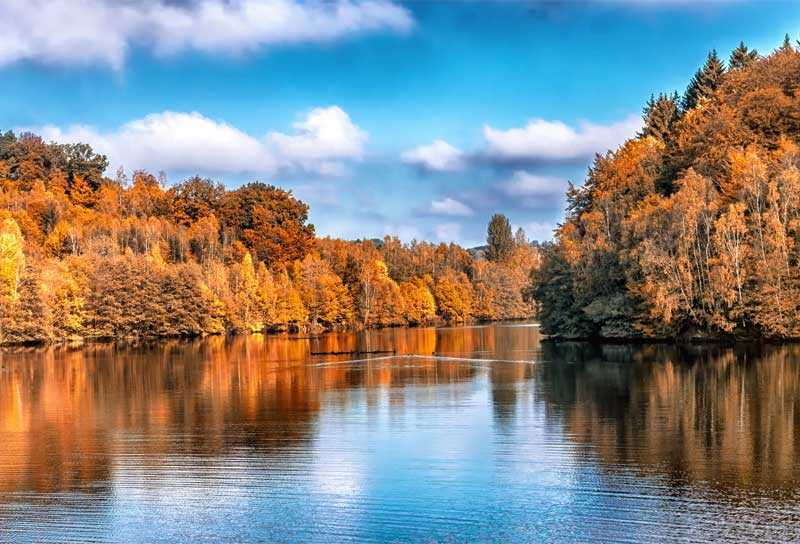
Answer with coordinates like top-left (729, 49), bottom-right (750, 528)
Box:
top-left (2, 326), bottom-right (800, 542)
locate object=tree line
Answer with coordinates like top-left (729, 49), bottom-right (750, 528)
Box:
top-left (533, 36), bottom-right (800, 340)
top-left (0, 134), bottom-right (539, 344)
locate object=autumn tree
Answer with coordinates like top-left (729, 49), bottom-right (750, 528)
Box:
top-left (0, 126), bottom-right (539, 343)
top-left (433, 270), bottom-right (474, 323)
top-left (170, 176), bottom-right (225, 226)
top-left (1, 267), bottom-right (46, 343)
top-left (356, 259), bottom-right (403, 327)
top-left (534, 36), bottom-right (800, 340)
top-left (299, 253), bottom-right (353, 329)
top-left (228, 252), bottom-right (262, 332)
top-left (0, 215), bottom-right (24, 300)
top-left (400, 277), bottom-right (436, 325)
top-left (272, 265), bottom-right (307, 331)
top-left (221, 183), bottom-right (315, 265)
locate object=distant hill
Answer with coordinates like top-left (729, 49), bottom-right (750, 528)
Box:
top-left (468, 245), bottom-right (488, 259)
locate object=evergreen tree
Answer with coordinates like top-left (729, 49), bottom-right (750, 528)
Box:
top-left (682, 49), bottom-right (725, 111)
top-left (640, 92), bottom-right (680, 142)
top-left (486, 214), bottom-right (514, 262)
top-left (514, 227), bottom-right (528, 246)
top-left (728, 41), bottom-right (758, 70)
top-left (782, 33), bottom-right (793, 52)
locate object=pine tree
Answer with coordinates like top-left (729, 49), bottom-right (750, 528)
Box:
top-left (514, 227), bottom-right (528, 246)
top-left (682, 50), bottom-right (725, 111)
top-left (728, 41), bottom-right (758, 70)
top-left (640, 92), bottom-right (680, 142)
top-left (782, 33), bottom-right (793, 52)
top-left (486, 214), bottom-right (514, 263)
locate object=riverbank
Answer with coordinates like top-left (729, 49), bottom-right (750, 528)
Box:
top-left (0, 316), bottom-right (538, 348)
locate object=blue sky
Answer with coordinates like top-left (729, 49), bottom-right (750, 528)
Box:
top-left (2, 0), bottom-right (799, 246)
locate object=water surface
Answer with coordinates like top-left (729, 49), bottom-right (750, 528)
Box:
top-left (1, 323), bottom-right (800, 542)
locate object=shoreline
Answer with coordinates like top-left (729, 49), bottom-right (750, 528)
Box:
top-left (0, 317), bottom-right (539, 349)
top-left (541, 334), bottom-right (800, 345)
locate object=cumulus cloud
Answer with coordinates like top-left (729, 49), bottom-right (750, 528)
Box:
top-left (483, 115), bottom-right (642, 163)
top-left (495, 171), bottom-right (568, 209)
top-left (428, 197), bottom-right (473, 217)
top-left (0, 0), bottom-right (413, 69)
top-left (35, 106), bottom-right (367, 176)
top-left (499, 171), bottom-right (567, 197)
top-left (404, 114), bottom-right (640, 173)
top-left (401, 139), bottom-right (465, 172)
top-left (267, 106), bottom-right (368, 175)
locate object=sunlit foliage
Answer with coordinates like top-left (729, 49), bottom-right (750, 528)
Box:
top-left (534, 38), bottom-right (800, 339)
top-left (0, 132), bottom-right (539, 344)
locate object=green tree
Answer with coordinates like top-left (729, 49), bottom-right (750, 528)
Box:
top-left (728, 41), bottom-right (758, 70)
top-left (640, 92), bottom-right (680, 142)
top-left (531, 243), bottom-right (593, 337)
top-left (682, 49), bottom-right (725, 111)
top-left (782, 33), bottom-right (794, 52)
top-left (486, 213), bottom-right (514, 262)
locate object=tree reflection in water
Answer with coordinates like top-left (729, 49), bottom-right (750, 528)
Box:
top-left (538, 342), bottom-right (800, 494)
top-left (3, 326), bottom-right (800, 542)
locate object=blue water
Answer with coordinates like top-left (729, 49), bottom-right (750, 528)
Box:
top-left (1, 324), bottom-right (799, 542)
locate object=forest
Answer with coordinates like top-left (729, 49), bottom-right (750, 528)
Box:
top-left (0, 133), bottom-right (539, 344)
top-left (534, 36), bottom-right (800, 340)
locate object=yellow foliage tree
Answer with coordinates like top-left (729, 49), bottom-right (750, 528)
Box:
top-left (399, 277), bottom-right (436, 325)
top-left (433, 270), bottom-right (474, 323)
top-left (0, 215), bottom-right (25, 301)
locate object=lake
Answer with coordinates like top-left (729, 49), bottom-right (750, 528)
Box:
top-left (1, 323), bottom-right (800, 542)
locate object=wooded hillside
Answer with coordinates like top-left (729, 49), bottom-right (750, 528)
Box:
top-left (0, 134), bottom-right (538, 344)
top-left (534, 37), bottom-right (800, 340)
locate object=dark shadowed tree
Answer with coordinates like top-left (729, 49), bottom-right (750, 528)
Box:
top-left (682, 49), bottom-right (725, 111)
top-left (782, 33), bottom-right (794, 52)
top-left (728, 41), bottom-right (758, 70)
top-left (221, 182), bottom-right (315, 265)
top-left (169, 176), bottom-right (225, 226)
top-left (486, 213), bottom-right (514, 263)
top-left (640, 92), bottom-right (680, 142)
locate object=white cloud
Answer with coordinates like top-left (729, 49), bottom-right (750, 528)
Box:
top-left (267, 106), bottom-right (367, 176)
top-left (483, 115), bottom-right (642, 162)
top-left (494, 171), bottom-right (568, 210)
top-left (434, 222), bottom-right (461, 242)
top-left (35, 106), bottom-right (367, 177)
top-left (401, 139), bottom-right (464, 172)
top-left (428, 197), bottom-right (473, 217)
top-left (0, 0), bottom-right (413, 69)
top-left (498, 171), bottom-right (568, 198)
